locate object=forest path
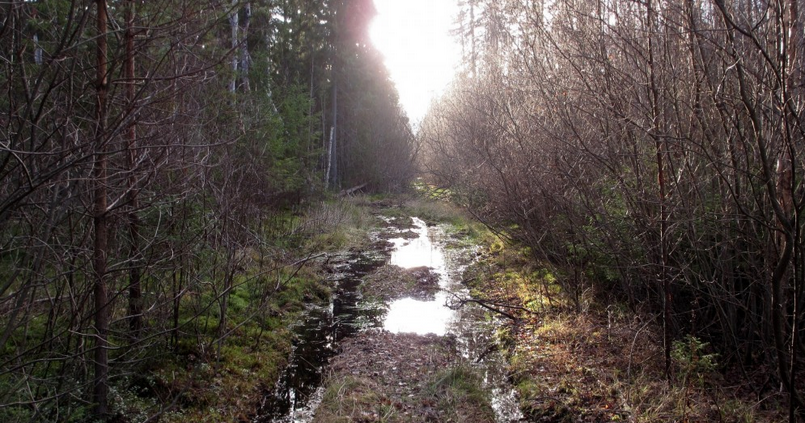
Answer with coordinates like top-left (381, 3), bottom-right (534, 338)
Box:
top-left (260, 210), bottom-right (522, 423)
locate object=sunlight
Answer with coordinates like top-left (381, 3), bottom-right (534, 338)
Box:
top-left (370, 0), bottom-right (461, 127)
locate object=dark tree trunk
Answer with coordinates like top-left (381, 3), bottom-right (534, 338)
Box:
top-left (125, 0), bottom-right (142, 340)
top-left (92, 0), bottom-right (110, 418)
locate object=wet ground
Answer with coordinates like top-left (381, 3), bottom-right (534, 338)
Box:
top-left (255, 215), bottom-right (522, 423)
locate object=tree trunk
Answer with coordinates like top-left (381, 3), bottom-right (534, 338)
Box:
top-left (646, 0), bottom-right (672, 379)
top-left (125, 0), bottom-right (142, 340)
top-left (229, 0), bottom-right (239, 93)
top-left (92, 0), bottom-right (110, 418)
top-left (786, 1), bottom-right (802, 420)
top-left (713, 0), bottom-right (802, 412)
top-left (326, 126), bottom-right (335, 188)
top-left (326, 73), bottom-right (338, 189)
top-left (240, 2), bottom-right (251, 92)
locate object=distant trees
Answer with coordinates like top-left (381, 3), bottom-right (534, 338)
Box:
top-left (421, 0), bottom-right (804, 418)
top-left (0, 0), bottom-right (412, 420)
top-left (329, 0), bottom-right (416, 191)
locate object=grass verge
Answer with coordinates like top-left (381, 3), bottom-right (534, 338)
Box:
top-left (465, 238), bottom-right (789, 423)
top-left (106, 199), bottom-right (380, 423)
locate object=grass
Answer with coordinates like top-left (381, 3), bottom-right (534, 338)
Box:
top-left (103, 199), bottom-right (380, 423)
top-left (313, 366), bottom-right (496, 423)
top-left (427, 366), bottom-right (496, 423)
top-left (465, 233), bottom-right (789, 423)
top-left (314, 376), bottom-right (394, 423)
top-left (296, 199), bottom-right (379, 253)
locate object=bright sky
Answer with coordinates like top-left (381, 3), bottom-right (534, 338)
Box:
top-left (369, 0), bottom-right (462, 127)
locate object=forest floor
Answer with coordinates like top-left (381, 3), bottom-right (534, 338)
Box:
top-left (308, 196), bottom-right (791, 423)
top-left (311, 204), bottom-right (498, 423)
top-left (460, 237), bottom-right (791, 423)
top-left (147, 194), bottom-right (790, 423)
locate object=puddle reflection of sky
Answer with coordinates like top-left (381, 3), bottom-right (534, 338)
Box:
top-left (384, 218), bottom-right (454, 335)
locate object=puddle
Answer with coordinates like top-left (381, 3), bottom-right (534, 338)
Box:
top-left (385, 218), bottom-right (522, 422)
top-left (384, 297), bottom-right (454, 335)
top-left (257, 216), bottom-right (522, 423)
top-left (384, 217), bottom-right (453, 335)
top-left (388, 218), bottom-right (446, 273)
top-left (254, 251), bottom-right (387, 423)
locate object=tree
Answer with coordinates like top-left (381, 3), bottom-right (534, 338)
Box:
top-left (0, 1), bottom-right (416, 419)
top-left (421, 0), bottom-right (804, 417)
top-left (92, 0), bottom-right (110, 417)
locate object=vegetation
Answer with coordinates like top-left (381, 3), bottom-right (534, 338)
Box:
top-left (464, 237), bottom-right (788, 422)
top-left (4, 0), bottom-right (805, 421)
top-left (421, 0), bottom-right (805, 419)
top-left (0, 1), bottom-right (414, 421)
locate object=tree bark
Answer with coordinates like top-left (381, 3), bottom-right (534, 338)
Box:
top-left (125, 0), bottom-right (142, 339)
top-left (229, 0), bottom-right (239, 93)
top-left (92, 0), bottom-right (110, 418)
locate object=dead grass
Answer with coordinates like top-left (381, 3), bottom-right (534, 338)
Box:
top-left (313, 331), bottom-right (495, 423)
top-left (466, 240), bottom-right (790, 423)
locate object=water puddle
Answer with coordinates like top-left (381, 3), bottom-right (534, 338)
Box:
top-left (388, 218), bottom-right (446, 272)
top-left (256, 216), bottom-right (522, 423)
top-left (384, 217), bottom-right (453, 335)
top-left (254, 251), bottom-right (387, 423)
top-left (385, 218), bottom-right (523, 422)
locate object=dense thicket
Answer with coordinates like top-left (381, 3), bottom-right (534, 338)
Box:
top-left (422, 0), bottom-right (804, 416)
top-left (0, 0), bottom-right (412, 420)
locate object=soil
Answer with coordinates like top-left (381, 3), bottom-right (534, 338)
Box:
top-left (361, 265), bottom-right (441, 302)
top-left (313, 331), bottom-right (495, 423)
top-left (310, 216), bottom-right (498, 423)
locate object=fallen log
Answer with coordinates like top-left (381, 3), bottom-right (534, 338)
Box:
top-left (339, 183), bottom-right (368, 196)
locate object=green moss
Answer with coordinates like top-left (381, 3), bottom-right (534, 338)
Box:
top-left (427, 366), bottom-right (496, 422)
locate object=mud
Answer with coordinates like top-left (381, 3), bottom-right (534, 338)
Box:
top-left (362, 265), bottom-right (441, 302)
top-left (257, 213), bottom-right (522, 423)
top-left (312, 330), bottom-right (496, 423)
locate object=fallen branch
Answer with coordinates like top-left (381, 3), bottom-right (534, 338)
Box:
top-left (446, 293), bottom-right (522, 321)
top-left (339, 183), bottom-right (368, 197)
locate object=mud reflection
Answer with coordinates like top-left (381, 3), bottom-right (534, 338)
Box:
top-left (255, 251), bottom-right (387, 423)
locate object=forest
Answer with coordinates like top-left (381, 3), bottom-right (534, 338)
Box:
top-left (2, 0), bottom-right (804, 422)
top-left (422, 0), bottom-right (804, 420)
top-left (1, 0), bottom-right (414, 421)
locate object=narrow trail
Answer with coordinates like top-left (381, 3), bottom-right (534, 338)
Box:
top-left (256, 213), bottom-right (523, 423)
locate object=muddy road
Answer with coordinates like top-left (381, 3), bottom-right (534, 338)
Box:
top-left (255, 215), bottom-right (523, 423)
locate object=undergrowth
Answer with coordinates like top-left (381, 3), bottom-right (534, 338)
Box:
top-left (102, 199), bottom-right (378, 423)
top-left (465, 235), bottom-right (789, 423)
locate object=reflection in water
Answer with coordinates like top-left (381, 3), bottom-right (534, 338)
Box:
top-left (261, 215), bottom-right (523, 422)
top-left (384, 218), bottom-right (453, 335)
top-left (389, 218), bottom-right (446, 274)
top-left (384, 296), bottom-right (452, 335)
top-left (385, 217), bottom-right (524, 422)
top-left (257, 252), bottom-right (387, 423)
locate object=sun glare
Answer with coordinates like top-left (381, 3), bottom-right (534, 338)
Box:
top-left (369, 0), bottom-right (461, 127)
